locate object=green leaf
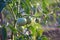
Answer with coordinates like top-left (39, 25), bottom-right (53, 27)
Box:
top-left (42, 0), bottom-right (49, 14)
top-left (2, 26), bottom-right (7, 40)
top-left (20, 0), bottom-right (31, 14)
top-left (41, 35), bottom-right (48, 40)
top-left (28, 25), bottom-right (36, 35)
top-left (8, 25), bottom-right (17, 34)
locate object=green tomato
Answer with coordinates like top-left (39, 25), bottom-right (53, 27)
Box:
top-left (17, 18), bottom-right (27, 26)
top-left (26, 16), bottom-right (32, 24)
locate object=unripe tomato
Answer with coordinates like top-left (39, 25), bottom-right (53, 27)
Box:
top-left (17, 18), bottom-right (27, 26)
top-left (26, 16), bottom-right (32, 24)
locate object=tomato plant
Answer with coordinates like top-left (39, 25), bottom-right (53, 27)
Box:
top-left (0, 0), bottom-right (60, 40)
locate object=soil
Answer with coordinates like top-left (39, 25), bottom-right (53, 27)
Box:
top-left (43, 27), bottom-right (60, 40)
